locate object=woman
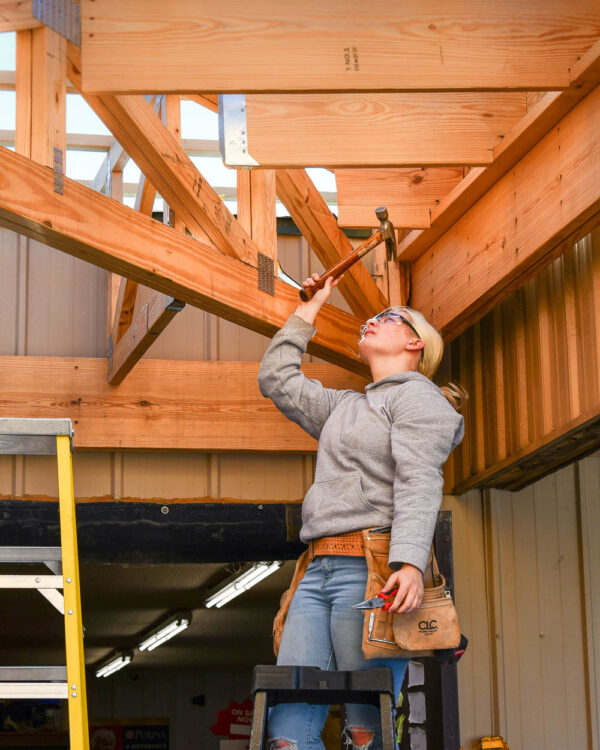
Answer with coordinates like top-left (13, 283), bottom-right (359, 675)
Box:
top-left (258, 274), bottom-right (465, 750)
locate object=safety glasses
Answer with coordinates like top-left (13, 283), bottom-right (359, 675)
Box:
top-left (359, 310), bottom-right (421, 339)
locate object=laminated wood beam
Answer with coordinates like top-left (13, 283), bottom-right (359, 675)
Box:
top-left (0, 1), bottom-right (42, 31)
top-left (221, 93), bottom-right (526, 168)
top-left (398, 39), bottom-right (600, 261)
top-left (0, 356), bottom-right (367, 451)
top-left (67, 44), bottom-right (257, 266)
top-left (0, 146), bottom-right (368, 376)
top-left (79, 0), bottom-right (600, 93)
top-left (335, 168), bottom-right (463, 229)
top-left (275, 169), bottom-right (388, 320)
top-left (411, 84), bottom-right (600, 341)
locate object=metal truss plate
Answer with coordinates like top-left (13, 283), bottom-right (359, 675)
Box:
top-left (53, 147), bottom-right (64, 195)
top-left (258, 252), bottom-right (275, 296)
top-left (219, 94), bottom-right (260, 167)
top-left (32, 0), bottom-right (81, 46)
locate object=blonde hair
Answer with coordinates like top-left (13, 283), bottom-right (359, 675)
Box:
top-left (387, 306), bottom-right (468, 411)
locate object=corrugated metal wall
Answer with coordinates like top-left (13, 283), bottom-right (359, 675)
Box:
top-left (444, 228), bottom-right (600, 493)
top-left (446, 451), bottom-right (600, 750)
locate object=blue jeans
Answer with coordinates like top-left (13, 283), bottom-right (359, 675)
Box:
top-left (268, 555), bottom-right (409, 750)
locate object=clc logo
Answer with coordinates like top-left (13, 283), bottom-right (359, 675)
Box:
top-left (418, 619), bottom-right (438, 633)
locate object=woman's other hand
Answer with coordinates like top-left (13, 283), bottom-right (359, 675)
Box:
top-left (382, 563), bottom-right (424, 614)
top-left (294, 273), bottom-right (344, 325)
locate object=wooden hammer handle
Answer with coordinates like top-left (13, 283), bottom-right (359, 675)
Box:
top-left (299, 230), bottom-right (383, 302)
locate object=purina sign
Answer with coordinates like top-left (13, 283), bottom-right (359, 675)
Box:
top-left (210, 699), bottom-right (253, 739)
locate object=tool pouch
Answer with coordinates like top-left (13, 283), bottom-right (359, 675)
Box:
top-left (361, 527), bottom-right (461, 659)
top-left (273, 549), bottom-right (310, 657)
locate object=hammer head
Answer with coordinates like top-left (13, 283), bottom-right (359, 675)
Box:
top-left (375, 206), bottom-right (397, 263)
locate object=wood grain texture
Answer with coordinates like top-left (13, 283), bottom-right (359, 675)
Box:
top-left (67, 44), bottom-right (257, 266)
top-left (15, 30), bottom-right (32, 158)
top-left (30, 27), bottom-right (66, 168)
top-left (335, 168), bottom-right (463, 228)
top-left (411, 84), bottom-right (600, 341)
top-left (276, 169), bottom-right (387, 320)
top-left (0, 356), bottom-right (367, 451)
top-left (108, 294), bottom-right (184, 385)
top-left (0, 1), bottom-right (42, 31)
top-left (0, 147), bottom-right (368, 375)
top-left (444, 231), bottom-right (600, 492)
top-left (239, 93), bottom-right (526, 167)
top-left (80, 0), bottom-right (600, 93)
top-left (237, 169), bottom-right (277, 261)
top-left (398, 40), bottom-right (600, 261)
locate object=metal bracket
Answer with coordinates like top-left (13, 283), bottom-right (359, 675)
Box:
top-left (258, 252), bottom-right (275, 296)
top-left (218, 94), bottom-right (260, 167)
top-left (32, 0), bottom-right (81, 46)
top-left (53, 147), bottom-right (64, 195)
top-left (165, 299), bottom-right (186, 312)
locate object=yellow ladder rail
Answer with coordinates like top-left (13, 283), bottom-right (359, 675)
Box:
top-left (0, 418), bottom-right (89, 750)
top-left (57, 434), bottom-right (90, 750)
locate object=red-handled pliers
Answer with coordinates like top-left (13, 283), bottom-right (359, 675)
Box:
top-left (352, 587), bottom-right (399, 611)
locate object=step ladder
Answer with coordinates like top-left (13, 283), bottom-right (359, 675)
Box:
top-left (0, 418), bottom-right (89, 750)
top-left (250, 665), bottom-right (396, 750)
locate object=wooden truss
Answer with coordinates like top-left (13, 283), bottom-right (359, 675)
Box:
top-left (0, 9), bottom-right (599, 490)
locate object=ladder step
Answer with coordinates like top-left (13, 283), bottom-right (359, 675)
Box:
top-left (0, 683), bottom-right (68, 699)
top-left (0, 667), bottom-right (67, 681)
top-left (0, 574), bottom-right (63, 588)
top-left (0, 546), bottom-right (62, 563)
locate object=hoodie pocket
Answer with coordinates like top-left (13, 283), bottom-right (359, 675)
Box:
top-left (302, 472), bottom-right (383, 537)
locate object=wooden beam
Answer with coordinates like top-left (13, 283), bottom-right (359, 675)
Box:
top-left (161, 95), bottom-right (186, 233)
top-left (398, 39), bottom-right (600, 261)
top-left (1, 127), bottom-right (221, 157)
top-left (30, 27), bottom-right (66, 167)
top-left (335, 168), bottom-right (463, 228)
top-left (90, 140), bottom-right (129, 193)
top-left (79, 0), bottom-right (600, 93)
top-left (108, 295), bottom-right (185, 385)
top-left (67, 44), bottom-right (257, 266)
top-left (0, 356), bottom-right (367, 451)
top-left (184, 94), bottom-right (218, 112)
top-left (0, 1), bottom-right (42, 32)
top-left (0, 147), bottom-right (368, 375)
top-left (411, 84), bottom-right (600, 341)
top-left (237, 169), bottom-right (278, 263)
top-left (15, 30), bottom-right (32, 158)
top-left (222, 93), bottom-right (526, 168)
top-left (276, 169), bottom-right (388, 320)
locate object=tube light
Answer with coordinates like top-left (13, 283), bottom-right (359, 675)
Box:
top-left (138, 612), bottom-right (192, 652)
top-left (205, 561), bottom-right (283, 608)
top-left (95, 651), bottom-right (133, 678)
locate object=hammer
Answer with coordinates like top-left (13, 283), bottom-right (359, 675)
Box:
top-left (299, 207), bottom-right (397, 302)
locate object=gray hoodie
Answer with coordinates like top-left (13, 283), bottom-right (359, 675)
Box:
top-left (258, 313), bottom-right (464, 574)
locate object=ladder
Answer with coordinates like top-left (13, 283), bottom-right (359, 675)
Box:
top-left (0, 418), bottom-right (89, 750)
top-left (250, 665), bottom-right (397, 750)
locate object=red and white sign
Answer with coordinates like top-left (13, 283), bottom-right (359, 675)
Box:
top-left (210, 699), bottom-right (253, 740)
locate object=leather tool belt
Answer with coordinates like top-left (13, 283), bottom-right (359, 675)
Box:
top-left (308, 530), bottom-right (365, 559)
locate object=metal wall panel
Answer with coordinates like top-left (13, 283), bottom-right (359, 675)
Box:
top-left (482, 463), bottom-right (591, 750)
top-left (445, 228), bottom-right (600, 492)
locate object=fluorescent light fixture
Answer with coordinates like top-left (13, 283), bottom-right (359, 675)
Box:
top-left (95, 650), bottom-right (133, 679)
top-left (205, 561), bottom-right (283, 608)
top-left (138, 612), bottom-right (192, 652)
